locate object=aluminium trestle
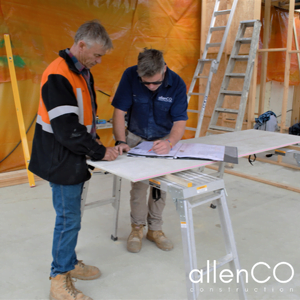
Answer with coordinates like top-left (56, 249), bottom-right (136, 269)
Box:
top-left (81, 169), bottom-right (246, 300)
top-left (144, 170), bottom-right (247, 300)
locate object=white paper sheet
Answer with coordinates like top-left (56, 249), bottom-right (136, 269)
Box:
top-left (127, 141), bottom-right (225, 161)
top-left (127, 141), bottom-right (182, 158)
top-left (174, 143), bottom-right (225, 161)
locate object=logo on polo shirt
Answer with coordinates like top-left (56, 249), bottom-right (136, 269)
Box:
top-left (158, 96), bottom-right (173, 103)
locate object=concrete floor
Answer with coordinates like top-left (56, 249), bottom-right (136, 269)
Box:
top-left (1, 156), bottom-right (300, 300)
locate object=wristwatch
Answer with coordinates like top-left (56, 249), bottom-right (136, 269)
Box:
top-left (115, 140), bottom-right (127, 146)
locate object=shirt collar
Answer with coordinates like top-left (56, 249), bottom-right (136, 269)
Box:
top-left (164, 67), bottom-right (172, 87)
top-left (65, 48), bottom-right (87, 73)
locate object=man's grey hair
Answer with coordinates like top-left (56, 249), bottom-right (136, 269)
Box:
top-left (74, 20), bottom-right (113, 50)
top-left (137, 48), bottom-right (165, 77)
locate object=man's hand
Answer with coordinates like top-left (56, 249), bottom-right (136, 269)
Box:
top-left (115, 143), bottom-right (130, 155)
top-left (103, 147), bottom-right (119, 161)
top-left (152, 140), bottom-right (171, 155)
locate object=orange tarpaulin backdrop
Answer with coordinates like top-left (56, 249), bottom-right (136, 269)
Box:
top-left (0, 0), bottom-right (201, 172)
top-left (1, 1), bottom-right (300, 173)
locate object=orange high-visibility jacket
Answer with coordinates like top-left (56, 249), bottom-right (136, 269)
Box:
top-left (29, 50), bottom-right (106, 185)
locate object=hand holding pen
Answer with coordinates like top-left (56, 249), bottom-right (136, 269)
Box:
top-left (149, 140), bottom-right (172, 155)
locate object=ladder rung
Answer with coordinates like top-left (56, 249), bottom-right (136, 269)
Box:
top-left (214, 9), bottom-right (231, 16)
top-left (221, 90), bottom-right (243, 96)
top-left (208, 125), bottom-right (235, 132)
top-left (241, 20), bottom-right (256, 27)
top-left (215, 108), bottom-right (239, 114)
top-left (206, 128), bottom-right (228, 135)
top-left (187, 109), bottom-right (201, 113)
top-left (225, 73), bottom-right (246, 78)
top-left (210, 26), bottom-right (226, 32)
top-left (206, 43), bottom-right (221, 48)
top-left (198, 59), bottom-right (213, 64)
top-left (237, 38), bottom-right (252, 44)
top-left (195, 75), bottom-right (208, 79)
top-left (231, 55), bottom-right (249, 61)
top-left (185, 127), bottom-right (197, 131)
top-left (200, 254), bottom-right (234, 276)
top-left (188, 92), bottom-right (205, 96)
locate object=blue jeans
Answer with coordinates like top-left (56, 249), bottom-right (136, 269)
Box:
top-left (49, 182), bottom-right (84, 277)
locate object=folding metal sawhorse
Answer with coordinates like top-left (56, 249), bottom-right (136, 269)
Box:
top-left (81, 167), bottom-right (246, 300)
top-left (141, 169), bottom-right (247, 300)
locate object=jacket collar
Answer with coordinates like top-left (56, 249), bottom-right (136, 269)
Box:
top-left (59, 49), bottom-right (80, 74)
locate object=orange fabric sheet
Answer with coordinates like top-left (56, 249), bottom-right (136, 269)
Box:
top-left (0, 0), bottom-right (200, 172)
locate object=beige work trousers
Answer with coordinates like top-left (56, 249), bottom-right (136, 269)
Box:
top-left (126, 130), bottom-right (167, 231)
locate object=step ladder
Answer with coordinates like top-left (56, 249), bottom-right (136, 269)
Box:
top-left (207, 20), bottom-right (262, 135)
top-left (147, 170), bottom-right (247, 300)
top-left (186, 0), bottom-right (239, 138)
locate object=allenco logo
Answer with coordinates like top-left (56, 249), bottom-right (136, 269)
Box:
top-left (158, 96), bottom-right (172, 103)
top-left (189, 261), bottom-right (294, 284)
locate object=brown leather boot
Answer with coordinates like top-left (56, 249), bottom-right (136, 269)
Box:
top-left (127, 224), bottom-right (144, 253)
top-left (146, 230), bottom-right (173, 251)
top-left (49, 272), bottom-right (92, 300)
top-left (70, 260), bottom-right (101, 280)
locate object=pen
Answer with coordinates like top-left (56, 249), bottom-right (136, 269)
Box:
top-left (148, 148), bottom-right (153, 152)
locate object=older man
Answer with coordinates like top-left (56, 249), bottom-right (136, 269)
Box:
top-left (29, 20), bottom-right (118, 300)
top-left (112, 48), bottom-right (188, 253)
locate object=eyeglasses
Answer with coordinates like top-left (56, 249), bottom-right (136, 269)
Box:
top-left (141, 80), bottom-right (163, 86)
top-left (139, 73), bottom-right (165, 86)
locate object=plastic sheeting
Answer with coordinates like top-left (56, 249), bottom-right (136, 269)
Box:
top-left (0, 0), bottom-right (200, 172)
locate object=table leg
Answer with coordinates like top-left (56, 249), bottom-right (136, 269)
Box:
top-left (217, 161), bottom-right (225, 178)
top-left (80, 180), bottom-right (90, 217)
top-left (111, 175), bottom-right (122, 241)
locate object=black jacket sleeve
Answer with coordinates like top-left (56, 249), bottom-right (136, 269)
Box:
top-left (42, 74), bottom-right (106, 160)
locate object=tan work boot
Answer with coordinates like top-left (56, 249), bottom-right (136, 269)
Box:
top-left (127, 224), bottom-right (144, 253)
top-left (146, 230), bottom-right (173, 251)
top-left (70, 260), bottom-right (101, 280)
top-left (49, 272), bottom-right (92, 300)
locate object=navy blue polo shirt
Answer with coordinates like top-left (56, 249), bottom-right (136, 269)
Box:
top-left (112, 65), bottom-right (188, 140)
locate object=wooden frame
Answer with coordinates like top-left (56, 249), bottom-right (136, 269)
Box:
top-left (252, 0), bottom-right (300, 168)
top-left (199, 0), bottom-right (299, 132)
top-left (252, 0), bottom-right (297, 132)
top-left (198, 0), bottom-right (300, 190)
